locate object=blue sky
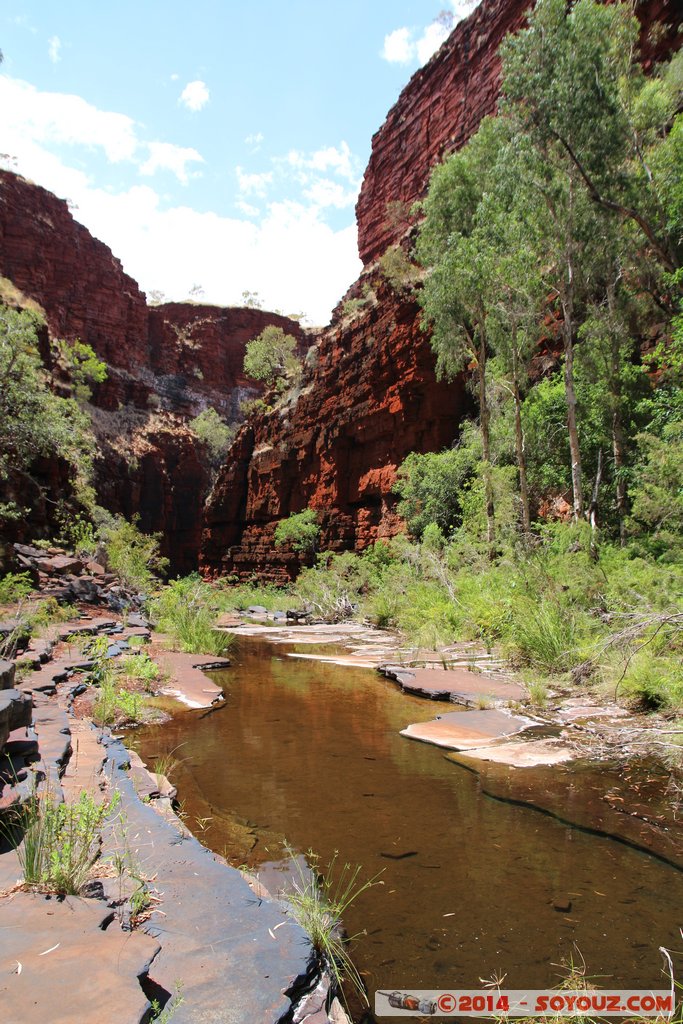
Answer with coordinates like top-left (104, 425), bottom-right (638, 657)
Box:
top-left (0, 1), bottom-right (476, 324)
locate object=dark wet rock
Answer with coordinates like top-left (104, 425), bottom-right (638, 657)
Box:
top-left (103, 735), bottom-right (316, 1024)
top-left (0, 659), bottom-right (15, 690)
top-left (36, 554), bottom-right (83, 575)
top-left (0, 689), bottom-right (33, 748)
top-left (287, 609), bottom-right (312, 623)
top-left (126, 612), bottom-right (149, 628)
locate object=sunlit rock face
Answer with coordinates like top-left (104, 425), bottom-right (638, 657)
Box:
top-left (0, 170), bottom-right (304, 571)
top-left (200, 0), bottom-right (681, 580)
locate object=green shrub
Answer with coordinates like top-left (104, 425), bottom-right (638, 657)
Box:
top-left (151, 574), bottom-right (234, 655)
top-left (0, 571), bottom-right (33, 604)
top-left (274, 508), bottom-right (320, 555)
top-left (244, 326), bottom-right (300, 388)
top-left (507, 600), bottom-right (586, 674)
top-left (378, 245), bottom-right (419, 291)
top-left (621, 653), bottom-right (683, 710)
top-left (98, 513), bottom-right (168, 593)
top-left (281, 848), bottom-right (380, 1006)
top-left (189, 408), bottom-right (236, 464)
top-left (215, 580), bottom-right (297, 612)
top-left (9, 789), bottom-right (120, 895)
top-left (120, 652), bottom-right (159, 689)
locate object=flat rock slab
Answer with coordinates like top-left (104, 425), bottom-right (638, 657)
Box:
top-left (152, 646), bottom-right (225, 709)
top-left (16, 658), bottom-right (75, 696)
top-left (401, 709), bottom-right (535, 751)
top-left (104, 737), bottom-right (314, 1024)
top-left (0, 690), bottom-right (32, 748)
top-left (381, 664), bottom-right (524, 704)
top-left (449, 737), bottom-right (577, 768)
top-left (61, 720), bottom-right (106, 803)
top-left (0, 892), bottom-right (160, 1023)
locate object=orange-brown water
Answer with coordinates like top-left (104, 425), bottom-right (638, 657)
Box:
top-left (130, 638), bottom-right (682, 1020)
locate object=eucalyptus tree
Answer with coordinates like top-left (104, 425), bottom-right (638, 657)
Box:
top-left (417, 117), bottom-right (507, 552)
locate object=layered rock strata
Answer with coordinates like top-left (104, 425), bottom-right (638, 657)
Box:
top-left (0, 170), bottom-right (304, 571)
top-left (201, 0), bottom-right (682, 579)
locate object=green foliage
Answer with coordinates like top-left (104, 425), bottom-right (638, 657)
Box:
top-left (0, 571), bottom-right (33, 604)
top-left (215, 580), bottom-right (298, 613)
top-left (120, 652), bottom-right (160, 690)
top-left (627, 420), bottom-right (683, 559)
top-left (281, 847), bottom-right (381, 1006)
top-left (189, 407), bottom-right (236, 464)
top-left (0, 305), bottom-right (98, 522)
top-left (151, 574), bottom-right (234, 655)
top-left (378, 245), bottom-right (418, 291)
top-left (55, 337), bottom-right (107, 402)
top-left (395, 436), bottom-right (480, 540)
top-left (238, 396), bottom-right (268, 418)
top-left (98, 513), bottom-right (168, 593)
top-left (294, 551), bottom-right (367, 621)
top-left (8, 788), bottom-right (120, 895)
top-left (243, 325), bottom-right (300, 389)
top-left (274, 508), bottom-right (320, 555)
top-left (94, 680), bottom-right (144, 726)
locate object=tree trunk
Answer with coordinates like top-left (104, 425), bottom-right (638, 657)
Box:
top-left (562, 181), bottom-right (583, 520)
top-left (511, 336), bottom-right (531, 536)
top-left (477, 330), bottom-right (496, 556)
top-left (589, 447), bottom-right (603, 559)
top-left (607, 280), bottom-right (627, 544)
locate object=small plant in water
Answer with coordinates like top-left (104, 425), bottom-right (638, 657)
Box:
top-left (281, 846), bottom-right (382, 1007)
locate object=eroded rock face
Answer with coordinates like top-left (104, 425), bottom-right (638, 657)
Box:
top-left (202, 0), bottom-right (681, 580)
top-left (0, 170), bottom-right (304, 571)
top-left (201, 279), bottom-right (469, 580)
top-left (356, 0), bottom-right (683, 267)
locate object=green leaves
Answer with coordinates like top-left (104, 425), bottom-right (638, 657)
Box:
top-left (243, 325), bottom-right (300, 388)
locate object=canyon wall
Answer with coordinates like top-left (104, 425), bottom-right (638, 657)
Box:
top-left (201, 0), bottom-right (682, 580)
top-left (0, 170), bottom-right (304, 571)
top-left (356, 0), bottom-right (682, 266)
top-left (201, 279), bottom-right (469, 581)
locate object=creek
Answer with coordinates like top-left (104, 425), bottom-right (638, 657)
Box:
top-left (130, 636), bottom-right (682, 1020)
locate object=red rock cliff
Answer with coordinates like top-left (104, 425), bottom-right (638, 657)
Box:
top-left (201, 277), bottom-right (469, 581)
top-left (356, 0), bottom-right (682, 267)
top-left (201, 0), bottom-right (682, 580)
top-left (0, 170), bottom-right (304, 571)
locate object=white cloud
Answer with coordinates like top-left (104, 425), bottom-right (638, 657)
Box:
top-left (178, 80), bottom-right (209, 112)
top-left (303, 178), bottom-right (357, 210)
top-left (0, 74), bottom-right (360, 324)
top-left (140, 141), bottom-right (204, 185)
top-left (48, 36), bottom-right (61, 64)
top-left (0, 75), bottom-right (205, 184)
top-left (236, 166), bottom-right (273, 198)
top-left (245, 132), bottom-right (264, 148)
top-left (381, 2), bottom-right (478, 67)
top-left (381, 27), bottom-right (413, 65)
top-left (0, 75), bottom-right (138, 163)
top-left (416, 22), bottom-right (451, 64)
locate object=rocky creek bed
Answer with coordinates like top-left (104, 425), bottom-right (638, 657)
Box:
top-left (129, 622), bottom-right (683, 1023)
top-left (1, 564), bottom-right (681, 1023)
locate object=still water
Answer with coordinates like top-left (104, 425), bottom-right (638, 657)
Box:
top-left (130, 637), bottom-right (682, 1016)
